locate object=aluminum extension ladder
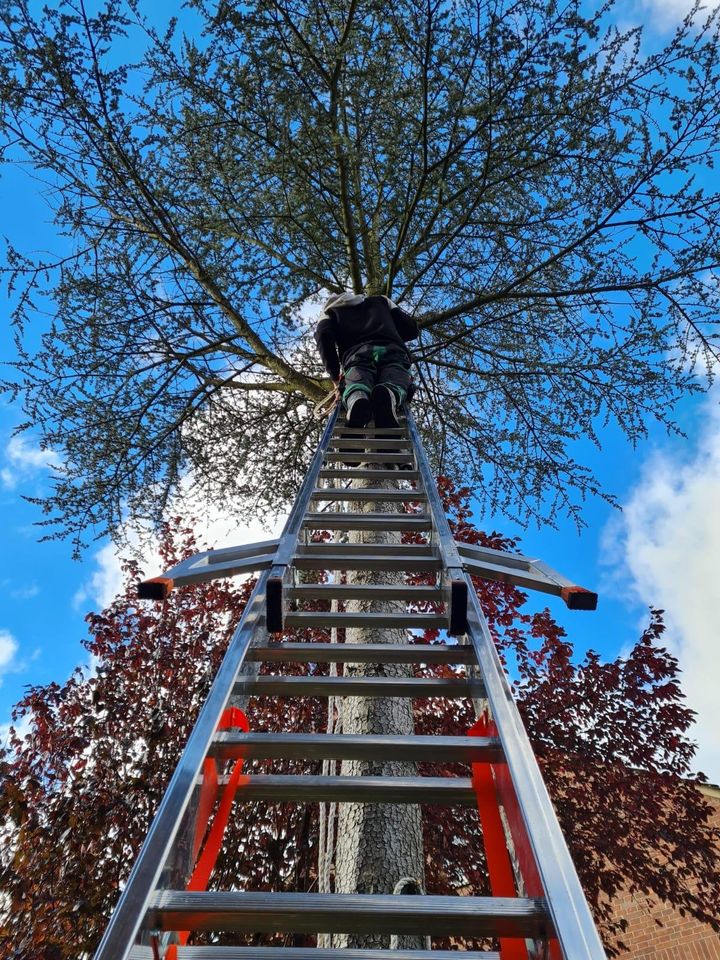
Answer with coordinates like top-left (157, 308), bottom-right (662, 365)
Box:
top-left (94, 407), bottom-right (607, 960)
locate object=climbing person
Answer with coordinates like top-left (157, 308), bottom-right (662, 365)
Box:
top-left (314, 292), bottom-right (418, 429)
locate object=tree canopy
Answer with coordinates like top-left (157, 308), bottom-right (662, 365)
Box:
top-left (1, 501), bottom-right (718, 958)
top-left (1, 0), bottom-right (720, 546)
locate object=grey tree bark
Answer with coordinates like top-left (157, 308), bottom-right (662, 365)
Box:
top-left (319, 475), bottom-right (427, 950)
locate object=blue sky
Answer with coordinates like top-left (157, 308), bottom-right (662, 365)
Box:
top-left (1, 0), bottom-right (718, 782)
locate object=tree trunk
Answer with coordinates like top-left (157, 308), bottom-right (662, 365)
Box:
top-left (323, 476), bottom-right (426, 950)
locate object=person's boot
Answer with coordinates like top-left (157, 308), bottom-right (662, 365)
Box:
top-left (371, 383), bottom-right (400, 428)
top-left (338, 391), bottom-right (372, 465)
top-left (345, 391), bottom-right (372, 428)
top-left (372, 384), bottom-right (411, 468)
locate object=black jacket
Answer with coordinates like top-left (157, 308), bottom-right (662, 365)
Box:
top-left (315, 295), bottom-right (418, 381)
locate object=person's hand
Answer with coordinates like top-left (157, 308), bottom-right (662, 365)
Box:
top-left (333, 379), bottom-right (342, 402)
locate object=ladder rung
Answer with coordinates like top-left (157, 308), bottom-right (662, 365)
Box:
top-left (324, 453), bottom-right (413, 464)
top-left (233, 676), bottom-right (484, 698)
top-left (319, 469), bottom-right (420, 480)
top-left (329, 438), bottom-right (413, 450)
top-left (201, 774), bottom-right (475, 805)
top-left (284, 612), bottom-right (448, 628)
top-left (294, 554), bottom-right (441, 571)
top-left (333, 426), bottom-right (407, 436)
top-left (287, 583), bottom-right (442, 600)
top-left (297, 543), bottom-right (433, 558)
top-left (130, 947), bottom-right (500, 959)
top-left (210, 732), bottom-right (502, 763)
top-left (303, 513), bottom-right (431, 531)
top-left (246, 642), bottom-right (476, 664)
top-left (145, 891), bottom-right (550, 938)
top-left (311, 488), bottom-right (425, 501)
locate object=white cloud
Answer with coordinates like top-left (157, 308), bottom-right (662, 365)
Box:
top-left (605, 396), bottom-right (720, 782)
top-left (295, 289), bottom-right (330, 329)
top-left (9, 583), bottom-right (40, 600)
top-left (0, 711), bottom-right (32, 747)
top-left (633, 0), bottom-right (718, 30)
top-left (638, 0), bottom-right (693, 20)
top-left (0, 434), bottom-right (62, 490)
top-left (73, 540), bottom-right (126, 611)
top-left (188, 492), bottom-right (287, 561)
top-left (0, 629), bottom-right (20, 686)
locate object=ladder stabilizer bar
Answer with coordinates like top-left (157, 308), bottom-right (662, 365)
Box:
top-left (457, 542), bottom-right (598, 611)
top-left (138, 576), bottom-right (174, 601)
top-left (138, 544), bottom-right (278, 599)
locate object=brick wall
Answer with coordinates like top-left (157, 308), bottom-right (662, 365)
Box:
top-left (611, 785), bottom-right (720, 959)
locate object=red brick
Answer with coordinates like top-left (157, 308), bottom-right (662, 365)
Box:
top-left (605, 786), bottom-right (720, 959)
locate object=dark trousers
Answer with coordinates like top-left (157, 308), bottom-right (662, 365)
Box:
top-left (342, 343), bottom-right (412, 408)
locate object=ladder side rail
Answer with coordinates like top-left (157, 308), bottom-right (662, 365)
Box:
top-left (405, 410), bottom-right (468, 633)
top-left (93, 570), bottom-right (271, 960)
top-left (464, 581), bottom-right (607, 960)
top-left (267, 406), bottom-right (340, 630)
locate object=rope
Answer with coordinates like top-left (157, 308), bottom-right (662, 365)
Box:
top-left (313, 388), bottom-right (338, 420)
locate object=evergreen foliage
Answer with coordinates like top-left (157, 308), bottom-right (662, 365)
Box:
top-left (1, 0), bottom-right (719, 546)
